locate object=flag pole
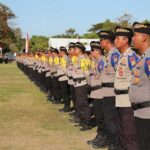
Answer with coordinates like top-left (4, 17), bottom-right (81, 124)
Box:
top-left (25, 33), bottom-right (29, 53)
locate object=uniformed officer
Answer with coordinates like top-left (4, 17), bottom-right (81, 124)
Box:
top-left (87, 41), bottom-right (108, 147)
top-left (96, 30), bottom-right (120, 150)
top-left (51, 48), bottom-right (62, 104)
top-left (57, 46), bottom-right (70, 112)
top-left (72, 42), bottom-right (92, 131)
top-left (45, 48), bottom-right (54, 101)
top-left (67, 42), bottom-right (76, 113)
top-left (42, 51), bottom-right (50, 92)
top-left (114, 26), bottom-right (139, 150)
top-left (129, 22), bottom-right (150, 150)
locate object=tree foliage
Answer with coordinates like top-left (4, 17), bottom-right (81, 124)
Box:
top-left (117, 13), bottom-right (133, 27)
top-left (1, 4), bottom-right (150, 53)
top-left (0, 3), bottom-right (24, 53)
top-left (30, 36), bottom-right (49, 51)
top-left (88, 13), bottom-right (135, 33)
top-left (88, 19), bottom-right (118, 32)
top-left (81, 32), bottom-right (98, 39)
top-left (52, 28), bottom-right (79, 38)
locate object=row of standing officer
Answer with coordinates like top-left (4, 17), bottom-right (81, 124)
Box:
top-left (16, 21), bottom-right (150, 150)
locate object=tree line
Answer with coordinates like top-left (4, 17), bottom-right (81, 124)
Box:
top-left (0, 3), bottom-right (149, 52)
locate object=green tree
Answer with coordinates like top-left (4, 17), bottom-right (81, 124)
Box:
top-left (30, 36), bottom-right (48, 51)
top-left (142, 19), bottom-right (150, 24)
top-left (0, 3), bottom-right (24, 52)
top-left (52, 28), bottom-right (78, 38)
top-left (65, 28), bottom-right (76, 36)
top-left (117, 13), bottom-right (133, 27)
top-left (81, 32), bottom-right (98, 39)
top-left (0, 3), bottom-right (15, 38)
top-left (88, 19), bottom-right (117, 32)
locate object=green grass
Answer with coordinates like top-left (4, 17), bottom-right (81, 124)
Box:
top-left (0, 63), bottom-right (107, 150)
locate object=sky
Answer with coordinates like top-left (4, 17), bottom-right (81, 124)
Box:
top-left (1, 0), bottom-right (150, 37)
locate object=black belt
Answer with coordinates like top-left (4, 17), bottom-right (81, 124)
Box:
top-left (68, 76), bottom-right (73, 80)
top-left (58, 74), bottom-right (65, 78)
top-left (102, 83), bottom-right (114, 88)
top-left (114, 89), bottom-right (128, 95)
top-left (91, 85), bottom-right (102, 91)
top-left (43, 70), bottom-right (49, 73)
top-left (51, 72), bottom-right (56, 75)
top-left (132, 101), bottom-right (150, 111)
top-left (73, 77), bottom-right (86, 83)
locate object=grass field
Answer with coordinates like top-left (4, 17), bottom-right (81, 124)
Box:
top-left (0, 63), bottom-right (108, 150)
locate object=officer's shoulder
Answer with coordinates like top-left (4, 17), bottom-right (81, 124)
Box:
top-left (80, 55), bottom-right (87, 62)
top-left (145, 48), bottom-right (150, 57)
top-left (111, 47), bottom-right (119, 53)
top-left (128, 50), bottom-right (138, 62)
top-left (80, 54), bottom-right (86, 59)
top-left (128, 48), bottom-right (136, 55)
top-left (111, 50), bottom-right (120, 58)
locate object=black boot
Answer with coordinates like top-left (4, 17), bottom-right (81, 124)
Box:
top-left (47, 92), bottom-right (54, 102)
top-left (69, 111), bottom-right (76, 117)
top-left (63, 107), bottom-right (71, 112)
top-left (109, 143), bottom-right (118, 150)
top-left (59, 107), bottom-right (70, 112)
top-left (87, 133), bottom-right (102, 145)
top-left (92, 133), bottom-right (108, 149)
top-left (69, 116), bottom-right (81, 124)
top-left (108, 135), bottom-right (118, 150)
top-left (80, 121), bottom-right (92, 131)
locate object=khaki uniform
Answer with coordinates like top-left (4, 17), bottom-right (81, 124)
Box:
top-left (129, 47), bottom-right (150, 119)
top-left (114, 47), bottom-right (139, 150)
top-left (51, 56), bottom-right (59, 77)
top-left (72, 54), bottom-right (91, 123)
top-left (57, 55), bottom-right (68, 81)
top-left (67, 55), bottom-right (78, 108)
top-left (51, 56), bottom-right (61, 102)
top-left (90, 57), bottom-right (104, 99)
top-left (101, 47), bottom-right (120, 97)
top-left (89, 56), bottom-right (107, 137)
top-left (57, 54), bottom-right (70, 110)
top-left (115, 48), bottom-right (138, 107)
top-left (45, 56), bottom-right (53, 77)
top-left (72, 55), bottom-right (90, 87)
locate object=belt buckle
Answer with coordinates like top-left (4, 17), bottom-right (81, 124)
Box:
top-left (78, 79), bottom-right (81, 83)
top-left (132, 103), bottom-right (139, 110)
top-left (115, 89), bottom-right (120, 95)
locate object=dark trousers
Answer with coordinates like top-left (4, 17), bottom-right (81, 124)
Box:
top-left (74, 84), bottom-right (91, 122)
top-left (0, 58), bottom-right (3, 63)
top-left (41, 71), bottom-right (47, 88)
top-left (103, 97), bottom-right (118, 143)
top-left (117, 107), bottom-right (139, 150)
top-left (51, 77), bottom-right (61, 101)
top-left (59, 80), bottom-right (70, 108)
top-left (69, 85), bottom-right (76, 107)
top-left (45, 76), bottom-right (54, 98)
top-left (135, 117), bottom-right (150, 150)
top-left (93, 99), bottom-right (106, 135)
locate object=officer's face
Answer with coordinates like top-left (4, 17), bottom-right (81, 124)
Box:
top-left (92, 49), bottom-right (100, 58)
top-left (114, 36), bottom-right (126, 49)
top-left (69, 48), bottom-right (74, 55)
top-left (100, 39), bottom-right (107, 49)
top-left (132, 32), bottom-right (144, 49)
top-left (59, 51), bottom-right (63, 57)
top-left (52, 52), bottom-right (57, 57)
top-left (48, 52), bottom-right (52, 56)
top-left (74, 47), bottom-right (80, 55)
